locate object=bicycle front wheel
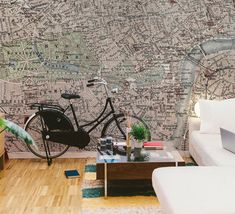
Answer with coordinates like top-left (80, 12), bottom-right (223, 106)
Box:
top-left (25, 112), bottom-right (71, 159)
top-left (101, 113), bottom-right (151, 142)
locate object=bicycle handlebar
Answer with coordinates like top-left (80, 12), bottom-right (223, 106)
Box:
top-left (87, 78), bottom-right (107, 86)
top-left (86, 77), bottom-right (109, 96)
top-left (87, 83), bottom-right (94, 87)
top-left (88, 79), bottom-right (96, 83)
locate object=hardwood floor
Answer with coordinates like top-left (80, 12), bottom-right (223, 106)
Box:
top-left (0, 158), bottom-right (88, 214)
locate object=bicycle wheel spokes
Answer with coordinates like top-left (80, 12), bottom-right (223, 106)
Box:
top-left (25, 114), bottom-right (69, 159)
top-left (102, 114), bottom-right (151, 143)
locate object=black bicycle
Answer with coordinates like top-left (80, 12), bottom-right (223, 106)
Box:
top-left (24, 77), bottom-right (151, 164)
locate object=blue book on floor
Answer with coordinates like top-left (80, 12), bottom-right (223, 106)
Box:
top-left (64, 169), bottom-right (80, 179)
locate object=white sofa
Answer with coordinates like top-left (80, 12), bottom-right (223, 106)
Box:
top-left (152, 166), bottom-right (235, 214)
top-left (152, 99), bottom-right (235, 214)
top-left (189, 117), bottom-right (235, 166)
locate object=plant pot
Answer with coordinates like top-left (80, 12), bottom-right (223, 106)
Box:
top-left (134, 140), bottom-right (143, 148)
top-left (134, 140), bottom-right (143, 159)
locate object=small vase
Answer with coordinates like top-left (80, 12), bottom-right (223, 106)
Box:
top-left (134, 140), bottom-right (143, 159)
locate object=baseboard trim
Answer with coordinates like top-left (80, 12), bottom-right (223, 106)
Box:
top-left (7, 151), bottom-right (96, 159)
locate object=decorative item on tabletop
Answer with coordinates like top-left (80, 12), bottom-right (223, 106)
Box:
top-left (99, 138), bottom-right (107, 152)
top-left (97, 137), bottom-right (120, 161)
top-left (143, 141), bottom-right (164, 150)
top-left (98, 137), bottom-right (114, 155)
top-left (106, 136), bottom-right (113, 153)
top-left (130, 123), bottom-right (149, 159)
top-left (126, 112), bottom-right (132, 160)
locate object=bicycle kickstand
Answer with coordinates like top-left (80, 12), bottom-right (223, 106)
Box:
top-left (43, 140), bottom-right (53, 166)
top-left (47, 157), bottom-right (52, 166)
top-left (45, 145), bottom-right (52, 166)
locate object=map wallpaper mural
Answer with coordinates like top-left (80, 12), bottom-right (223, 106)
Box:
top-left (0, 0), bottom-right (235, 156)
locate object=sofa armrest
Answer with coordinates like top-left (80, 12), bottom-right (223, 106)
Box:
top-left (188, 117), bottom-right (201, 146)
top-left (188, 117), bottom-right (201, 133)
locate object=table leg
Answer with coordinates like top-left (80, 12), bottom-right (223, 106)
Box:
top-left (104, 162), bottom-right (107, 197)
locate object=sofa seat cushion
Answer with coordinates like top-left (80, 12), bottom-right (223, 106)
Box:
top-left (189, 131), bottom-right (235, 166)
top-left (152, 166), bottom-right (235, 214)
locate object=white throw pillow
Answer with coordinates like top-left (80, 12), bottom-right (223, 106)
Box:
top-left (199, 99), bottom-right (235, 134)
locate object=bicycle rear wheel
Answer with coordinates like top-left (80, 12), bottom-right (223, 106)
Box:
top-left (101, 113), bottom-right (151, 154)
top-left (25, 111), bottom-right (72, 159)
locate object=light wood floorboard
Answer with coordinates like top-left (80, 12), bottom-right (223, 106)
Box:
top-left (0, 158), bottom-right (88, 214)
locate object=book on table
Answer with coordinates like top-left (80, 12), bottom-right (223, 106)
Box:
top-left (143, 141), bottom-right (164, 150)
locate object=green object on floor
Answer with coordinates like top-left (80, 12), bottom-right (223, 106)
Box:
top-left (82, 187), bottom-right (104, 198)
top-left (85, 164), bottom-right (96, 172)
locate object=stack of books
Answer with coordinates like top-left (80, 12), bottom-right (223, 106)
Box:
top-left (143, 141), bottom-right (164, 150)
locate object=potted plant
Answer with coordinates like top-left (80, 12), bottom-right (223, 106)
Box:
top-left (130, 123), bottom-right (149, 158)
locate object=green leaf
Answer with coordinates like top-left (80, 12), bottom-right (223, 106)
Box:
top-left (130, 123), bottom-right (148, 141)
top-left (0, 118), bottom-right (6, 128)
top-left (2, 119), bottom-right (38, 150)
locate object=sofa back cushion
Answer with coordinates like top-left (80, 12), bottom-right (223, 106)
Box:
top-left (199, 99), bottom-right (235, 134)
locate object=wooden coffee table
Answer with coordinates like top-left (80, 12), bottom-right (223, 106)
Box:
top-left (96, 142), bottom-right (185, 197)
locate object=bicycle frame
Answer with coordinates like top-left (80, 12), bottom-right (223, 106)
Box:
top-left (63, 97), bottom-right (126, 137)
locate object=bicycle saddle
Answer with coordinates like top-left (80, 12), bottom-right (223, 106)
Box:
top-left (61, 93), bottom-right (80, 100)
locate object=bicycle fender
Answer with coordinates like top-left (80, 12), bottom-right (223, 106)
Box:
top-left (39, 109), bottom-right (73, 131)
top-left (24, 113), bottom-right (36, 130)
